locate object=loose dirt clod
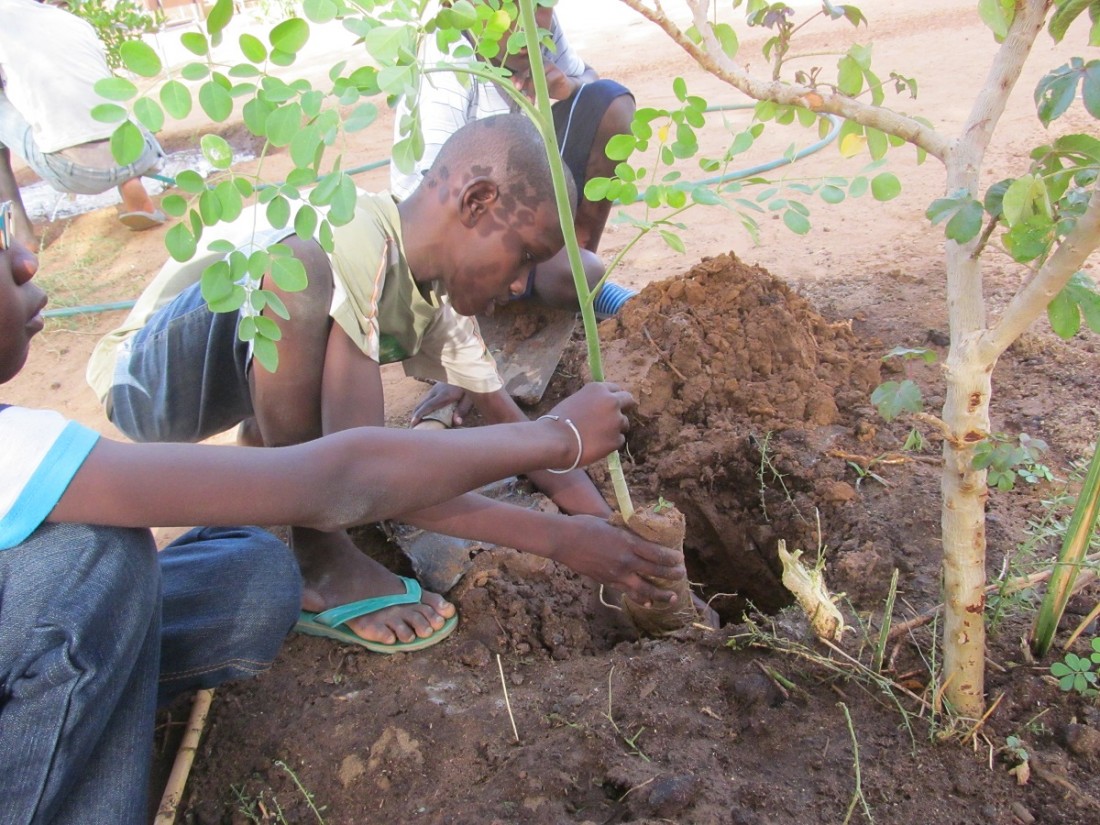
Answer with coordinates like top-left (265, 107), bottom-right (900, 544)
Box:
top-left (614, 502), bottom-right (699, 634)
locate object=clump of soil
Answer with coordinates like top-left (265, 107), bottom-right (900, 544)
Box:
top-left (615, 502), bottom-right (700, 634)
top-left (573, 253), bottom-right (883, 619)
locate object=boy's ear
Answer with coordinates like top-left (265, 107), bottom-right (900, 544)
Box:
top-left (458, 177), bottom-right (500, 227)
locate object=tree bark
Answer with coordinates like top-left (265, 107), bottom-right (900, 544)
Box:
top-left (937, 0), bottom-right (1050, 718)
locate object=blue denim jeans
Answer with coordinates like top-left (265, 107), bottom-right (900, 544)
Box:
top-left (107, 280), bottom-right (254, 444)
top-left (0, 90), bottom-right (163, 196)
top-left (0, 523), bottom-right (301, 824)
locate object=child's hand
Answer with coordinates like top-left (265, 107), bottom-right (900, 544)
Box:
top-left (543, 63), bottom-right (579, 100)
top-left (546, 382), bottom-right (636, 465)
top-left (554, 515), bottom-right (686, 606)
top-left (411, 382), bottom-right (473, 427)
top-left (509, 63), bottom-right (578, 103)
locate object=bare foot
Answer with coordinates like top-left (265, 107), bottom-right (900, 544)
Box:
top-left (293, 526), bottom-right (456, 645)
top-left (117, 177), bottom-right (157, 215)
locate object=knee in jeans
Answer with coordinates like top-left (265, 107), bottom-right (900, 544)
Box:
top-left (24, 523), bottom-right (161, 643)
top-left (51, 522), bottom-right (158, 586)
top-left (197, 526), bottom-right (301, 629)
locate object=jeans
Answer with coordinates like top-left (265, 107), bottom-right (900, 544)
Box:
top-left (108, 281), bottom-right (254, 444)
top-left (0, 91), bottom-right (163, 196)
top-left (0, 523), bottom-right (301, 824)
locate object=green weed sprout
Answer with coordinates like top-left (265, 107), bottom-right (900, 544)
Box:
top-left (1050, 638), bottom-right (1100, 697)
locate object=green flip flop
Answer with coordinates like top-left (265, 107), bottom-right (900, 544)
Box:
top-left (295, 576), bottom-right (458, 653)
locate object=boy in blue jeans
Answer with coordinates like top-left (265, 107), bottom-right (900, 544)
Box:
top-left (0, 207), bottom-right (682, 821)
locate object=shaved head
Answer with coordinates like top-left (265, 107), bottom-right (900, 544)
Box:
top-left (423, 113), bottom-right (577, 216)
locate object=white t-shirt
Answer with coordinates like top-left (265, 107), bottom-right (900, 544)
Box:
top-left (0, 0), bottom-right (118, 153)
top-left (0, 405), bottom-right (100, 550)
top-left (390, 12), bottom-right (586, 200)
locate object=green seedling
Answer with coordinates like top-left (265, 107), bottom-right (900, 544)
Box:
top-left (871, 346), bottom-right (937, 422)
top-left (1001, 734), bottom-right (1032, 785)
top-left (1050, 638), bottom-right (1100, 697)
top-left (971, 432), bottom-right (1054, 492)
top-left (1004, 734), bottom-right (1029, 763)
top-left (846, 459), bottom-right (889, 490)
top-left (1033, 435), bottom-right (1100, 655)
top-left (901, 427), bottom-right (926, 452)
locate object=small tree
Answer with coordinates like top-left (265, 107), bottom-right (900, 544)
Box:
top-left (609, 0), bottom-right (1100, 717)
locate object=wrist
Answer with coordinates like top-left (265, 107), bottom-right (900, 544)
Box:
top-left (537, 414), bottom-right (583, 474)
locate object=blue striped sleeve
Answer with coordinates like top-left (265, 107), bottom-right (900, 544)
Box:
top-left (0, 417), bottom-right (101, 550)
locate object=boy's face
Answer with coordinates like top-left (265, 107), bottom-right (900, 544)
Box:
top-left (444, 196), bottom-right (563, 316)
top-left (497, 7), bottom-right (555, 98)
top-left (0, 241), bottom-right (47, 384)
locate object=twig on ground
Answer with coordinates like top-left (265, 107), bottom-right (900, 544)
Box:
top-left (1065, 600), bottom-right (1100, 650)
top-left (827, 449), bottom-right (908, 468)
top-left (932, 671), bottom-right (956, 716)
top-left (642, 325), bottom-right (687, 381)
top-left (154, 688), bottom-right (214, 825)
top-left (1030, 761), bottom-right (1100, 809)
top-left (889, 553), bottom-right (1100, 641)
top-left (964, 692), bottom-right (1004, 748)
top-left (754, 659), bottom-right (791, 700)
top-left (618, 776), bottom-right (658, 801)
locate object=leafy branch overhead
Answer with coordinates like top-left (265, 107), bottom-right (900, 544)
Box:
top-left (99, 0), bottom-right (922, 370)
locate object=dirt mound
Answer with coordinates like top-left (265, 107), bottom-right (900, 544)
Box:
top-left (570, 253), bottom-right (882, 618)
top-left (605, 252), bottom-right (880, 433)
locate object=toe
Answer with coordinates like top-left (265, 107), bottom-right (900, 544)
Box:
top-left (422, 591), bottom-right (457, 619)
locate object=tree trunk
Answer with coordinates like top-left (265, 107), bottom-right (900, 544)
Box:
top-left (616, 0), bottom-right (1091, 717)
top-left (939, 335), bottom-right (993, 717)
top-left (936, 0), bottom-right (1051, 718)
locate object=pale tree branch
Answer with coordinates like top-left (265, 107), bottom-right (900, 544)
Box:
top-left (616, 0), bottom-right (952, 160)
top-left (941, 1), bottom-right (1051, 349)
top-left (981, 180), bottom-right (1100, 359)
top-left (944, 0), bottom-right (1052, 191)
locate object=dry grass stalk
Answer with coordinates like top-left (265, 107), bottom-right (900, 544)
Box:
top-left (154, 688), bottom-right (215, 825)
top-left (496, 654), bottom-right (520, 743)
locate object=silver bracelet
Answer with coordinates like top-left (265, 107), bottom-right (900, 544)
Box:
top-left (537, 414), bottom-right (584, 474)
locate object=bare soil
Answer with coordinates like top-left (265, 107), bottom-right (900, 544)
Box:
top-left (6, 2), bottom-right (1100, 823)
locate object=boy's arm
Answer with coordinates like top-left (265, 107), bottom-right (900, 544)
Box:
top-left (47, 384), bottom-right (635, 532)
top-left (473, 388), bottom-right (614, 517)
top-left (399, 494), bottom-right (683, 606)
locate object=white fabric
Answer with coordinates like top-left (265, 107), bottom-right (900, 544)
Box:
top-left (0, 0), bottom-right (118, 152)
top-left (0, 406), bottom-right (100, 550)
top-left (391, 12), bottom-right (586, 200)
